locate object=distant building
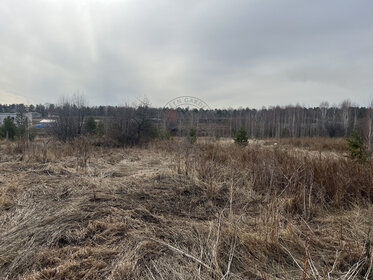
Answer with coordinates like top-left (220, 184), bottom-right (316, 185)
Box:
top-left (0, 112), bottom-right (33, 125)
top-left (36, 119), bottom-right (56, 128)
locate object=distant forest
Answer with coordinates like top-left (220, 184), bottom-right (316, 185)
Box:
top-left (1, 100), bottom-right (373, 139)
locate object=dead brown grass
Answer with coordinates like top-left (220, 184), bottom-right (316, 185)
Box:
top-left (0, 137), bottom-right (372, 279)
top-left (263, 137), bottom-right (347, 152)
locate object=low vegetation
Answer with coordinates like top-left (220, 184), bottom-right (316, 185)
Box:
top-left (346, 129), bottom-right (370, 162)
top-left (0, 114), bottom-right (35, 142)
top-left (0, 136), bottom-right (372, 279)
top-left (0, 117), bottom-right (18, 139)
top-left (187, 128), bottom-right (197, 144)
top-left (233, 127), bottom-right (248, 145)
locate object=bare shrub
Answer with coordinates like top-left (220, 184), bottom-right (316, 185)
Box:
top-left (106, 101), bottom-right (158, 146)
top-left (51, 95), bottom-right (87, 142)
top-left (71, 136), bottom-right (92, 170)
top-left (166, 140), bottom-right (373, 215)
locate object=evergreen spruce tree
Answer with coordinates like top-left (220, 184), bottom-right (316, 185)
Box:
top-left (234, 127), bottom-right (248, 145)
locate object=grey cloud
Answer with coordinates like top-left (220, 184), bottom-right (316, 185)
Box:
top-left (0, 0), bottom-right (373, 108)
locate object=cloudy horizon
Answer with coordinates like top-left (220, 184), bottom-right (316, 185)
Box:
top-left (1, 0), bottom-right (373, 109)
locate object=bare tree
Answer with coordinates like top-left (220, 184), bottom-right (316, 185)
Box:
top-left (366, 97), bottom-right (373, 151)
top-left (319, 101), bottom-right (329, 136)
top-left (51, 95), bottom-right (87, 141)
top-left (340, 99), bottom-right (351, 136)
top-left (107, 98), bottom-right (157, 146)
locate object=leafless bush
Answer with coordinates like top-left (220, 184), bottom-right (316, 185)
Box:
top-left (71, 136), bottom-right (91, 170)
top-left (51, 95), bottom-right (87, 141)
top-left (106, 100), bottom-right (158, 146)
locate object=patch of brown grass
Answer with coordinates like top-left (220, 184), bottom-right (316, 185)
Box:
top-left (0, 138), bottom-right (372, 279)
top-left (264, 137), bottom-right (347, 152)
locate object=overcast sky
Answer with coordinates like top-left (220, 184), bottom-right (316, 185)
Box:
top-left (1, 0), bottom-right (373, 108)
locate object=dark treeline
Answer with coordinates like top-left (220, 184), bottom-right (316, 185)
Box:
top-left (1, 99), bottom-right (373, 143)
top-left (0, 103), bottom-right (53, 117)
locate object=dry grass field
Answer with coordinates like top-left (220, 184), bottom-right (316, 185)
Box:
top-left (0, 137), bottom-right (372, 279)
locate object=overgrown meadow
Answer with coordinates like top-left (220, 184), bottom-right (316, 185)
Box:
top-left (0, 136), bottom-right (372, 279)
